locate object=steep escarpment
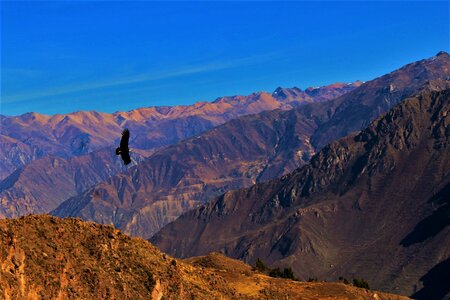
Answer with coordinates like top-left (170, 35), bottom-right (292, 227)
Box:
top-left (152, 86), bottom-right (450, 298)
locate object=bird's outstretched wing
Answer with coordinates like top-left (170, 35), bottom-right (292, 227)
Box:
top-left (120, 129), bottom-right (130, 149)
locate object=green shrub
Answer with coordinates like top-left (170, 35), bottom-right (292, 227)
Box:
top-left (353, 278), bottom-right (370, 289)
top-left (268, 267), bottom-right (297, 280)
top-left (269, 267), bottom-right (282, 278)
top-left (282, 267), bottom-right (296, 280)
top-left (255, 258), bottom-right (268, 272)
top-left (338, 276), bottom-right (349, 284)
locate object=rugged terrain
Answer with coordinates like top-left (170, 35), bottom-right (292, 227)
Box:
top-left (0, 215), bottom-right (408, 299)
top-left (152, 85), bottom-right (450, 299)
top-left (53, 52), bottom-right (450, 239)
top-left (51, 108), bottom-right (320, 237)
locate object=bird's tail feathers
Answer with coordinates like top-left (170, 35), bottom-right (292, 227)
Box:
top-left (115, 147), bottom-right (121, 155)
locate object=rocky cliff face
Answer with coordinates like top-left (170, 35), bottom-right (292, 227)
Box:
top-left (0, 215), bottom-right (408, 299)
top-left (53, 53), bottom-right (450, 240)
top-left (151, 86), bottom-right (450, 298)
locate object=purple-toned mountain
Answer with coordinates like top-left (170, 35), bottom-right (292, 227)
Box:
top-left (53, 53), bottom-right (450, 240)
top-left (0, 135), bottom-right (41, 182)
top-left (151, 84), bottom-right (450, 298)
top-left (0, 83), bottom-right (357, 180)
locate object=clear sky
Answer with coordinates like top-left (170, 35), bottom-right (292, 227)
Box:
top-left (1, 1), bottom-right (449, 116)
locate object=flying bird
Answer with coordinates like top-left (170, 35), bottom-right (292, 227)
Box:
top-left (116, 128), bottom-right (131, 165)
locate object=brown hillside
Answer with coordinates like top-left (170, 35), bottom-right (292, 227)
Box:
top-left (0, 215), bottom-right (408, 299)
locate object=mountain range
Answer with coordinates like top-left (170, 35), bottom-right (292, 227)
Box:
top-left (0, 82), bottom-right (359, 181)
top-left (0, 83), bottom-right (359, 218)
top-left (52, 52), bottom-right (450, 240)
top-left (0, 149), bottom-right (147, 218)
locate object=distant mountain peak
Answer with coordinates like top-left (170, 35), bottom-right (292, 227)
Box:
top-left (436, 50), bottom-right (449, 57)
top-left (271, 82), bottom-right (363, 103)
top-left (272, 86), bottom-right (303, 100)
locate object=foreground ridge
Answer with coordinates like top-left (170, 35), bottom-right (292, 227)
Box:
top-left (0, 215), bottom-right (408, 299)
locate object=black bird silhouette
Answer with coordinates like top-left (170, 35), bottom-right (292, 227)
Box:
top-left (116, 129), bottom-right (131, 165)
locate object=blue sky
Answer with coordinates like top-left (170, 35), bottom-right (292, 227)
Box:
top-left (1, 1), bottom-right (449, 116)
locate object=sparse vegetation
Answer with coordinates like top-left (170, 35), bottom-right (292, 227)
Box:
top-left (254, 259), bottom-right (298, 280)
top-left (268, 267), bottom-right (282, 277)
top-left (269, 267), bottom-right (297, 280)
top-left (338, 276), bottom-right (350, 284)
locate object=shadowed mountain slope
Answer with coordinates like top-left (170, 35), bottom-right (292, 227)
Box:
top-left (151, 86), bottom-right (450, 298)
top-left (0, 215), bottom-right (408, 300)
top-left (53, 53), bottom-right (450, 240)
